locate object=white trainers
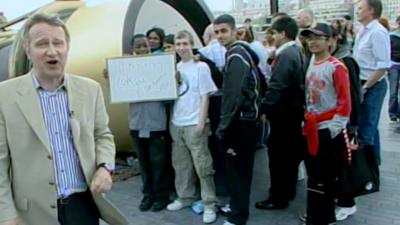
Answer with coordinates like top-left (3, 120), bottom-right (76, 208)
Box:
top-left (335, 206), bottom-right (357, 221)
top-left (222, 221), bottom-right (236, 225)
top-left (167, 200), bottom-right (190, 211)
top-left (202, 208), bottom-right (217, 224)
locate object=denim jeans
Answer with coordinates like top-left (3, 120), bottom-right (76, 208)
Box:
top-left (358, 79), bottom-right (387, 164)
top-left (388, 68), bottom-right (400, 119)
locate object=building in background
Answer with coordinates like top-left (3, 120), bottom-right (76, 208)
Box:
top-left (382, 0), bottom-right (400, 21)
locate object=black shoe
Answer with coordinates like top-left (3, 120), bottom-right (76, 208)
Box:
top-left (139, 196), bottom-right (153, 211)
top-left (255, 199), bottom-right (288, 210)
top-left (151, 200), bottom-right (170, 212)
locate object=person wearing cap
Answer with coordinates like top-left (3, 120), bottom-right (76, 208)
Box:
top-left (388, 16), bottom-right (400, 123)
top-left (353, 0), bottom-right (390, 165)
top-left (301, 23), bottom-right (351, 225)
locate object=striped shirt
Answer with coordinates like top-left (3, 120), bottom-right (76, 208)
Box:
top-left (33, 75), bottom-right (87, 198)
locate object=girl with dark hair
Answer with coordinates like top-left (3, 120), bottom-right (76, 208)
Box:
top-left (146, 27), bottom-right (165, 53)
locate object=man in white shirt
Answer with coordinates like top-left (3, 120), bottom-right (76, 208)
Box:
top-left (353, 0), bottom-right (390, 165)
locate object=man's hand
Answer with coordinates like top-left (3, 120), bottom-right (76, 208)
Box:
top-left (90, 167), bottom-right (112, 195)
top-left (1, 218), bottom-right (19, 225)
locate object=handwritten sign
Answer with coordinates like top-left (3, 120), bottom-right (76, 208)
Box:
top-left (107, 53), bottom-right (178, 103)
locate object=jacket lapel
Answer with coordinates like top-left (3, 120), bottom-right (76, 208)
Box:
top-left (66, 74), bottom-right (84, 144)
top-left (16, 74), bottom-right (52, 154)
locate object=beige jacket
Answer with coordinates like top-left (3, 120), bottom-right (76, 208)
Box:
top-left (0, 73), bottom-right (127, 225)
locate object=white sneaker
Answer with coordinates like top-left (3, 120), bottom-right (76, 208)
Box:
top-left (202, 208), bottom-right (217, 224)
top-left (223, 221), bottom-right (236, 225)
top-left (335, 206), bottom-right (357, 221)
top-left (167, 200), bottom-right (190, 211)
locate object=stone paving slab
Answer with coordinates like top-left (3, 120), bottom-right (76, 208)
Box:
top-left (103, 100), bottom-right (400, 225)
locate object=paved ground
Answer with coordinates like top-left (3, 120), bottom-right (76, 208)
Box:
top-left (104, 100), bottom-right (400, 225)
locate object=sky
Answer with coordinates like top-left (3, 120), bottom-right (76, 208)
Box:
top-left (0, 0), bottom-right (233, 21)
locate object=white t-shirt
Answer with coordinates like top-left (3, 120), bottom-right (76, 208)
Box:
top-left (172, 60), bottom-right (217, 126)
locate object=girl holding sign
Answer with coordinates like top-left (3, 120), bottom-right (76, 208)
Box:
top-left (128, 34), bottom-right (171, 212)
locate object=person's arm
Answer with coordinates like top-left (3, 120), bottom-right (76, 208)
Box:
top-left (197, 63), bottom-right (217, 134)
top-left (329, 65), bottom-right (352, 138)
top-left (91, 83), bottom-right (115, 194)
top-left (218, 55), bottom-right (247, 131)
top-left (0, 108), bottom-right (18, 224)
top-left (196, 95), bottom-right (210, 134)
top-left (363, 30), bottom-right (391, 89)
top-left (260, 51), bottom-right (293, 115)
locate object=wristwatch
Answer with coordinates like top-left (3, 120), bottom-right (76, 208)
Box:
top-left (97, 163), bottom-right (115, 174)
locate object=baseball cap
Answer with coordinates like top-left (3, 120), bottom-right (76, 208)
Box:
top-left (300, 23), bottom-right (332, 37)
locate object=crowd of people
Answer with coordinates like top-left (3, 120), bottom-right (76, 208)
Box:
top-left (0, 0), bottom-right (398, 225)
top-left (126, 0), bottom-right (396, 224)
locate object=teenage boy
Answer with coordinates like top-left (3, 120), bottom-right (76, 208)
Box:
top-left (214, 14), bottom-right (265, 225)
top-left (167, 30), bottom-right (218, 224)
top-left (255, 15), bottom-right (306, 210)
top-left (301, 23), bottom-right (351, 225)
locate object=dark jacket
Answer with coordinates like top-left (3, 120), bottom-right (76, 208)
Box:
top-left (261, 43), bottom-right (306, 122)
top-left (390, 31), bottom-right (400, 63)
top-left (333, 46), bottom-right (361, 127)
top-left (218, 41), bottom-right (264, 131)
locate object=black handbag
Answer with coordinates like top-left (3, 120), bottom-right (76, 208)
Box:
top-left (337, 129), bottom-right (380, 197)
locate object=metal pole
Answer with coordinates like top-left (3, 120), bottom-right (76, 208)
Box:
top-left (270, 0), bottom-right (278, 15)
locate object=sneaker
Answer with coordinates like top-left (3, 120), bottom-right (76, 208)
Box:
top-left (298, 211), bottom-right (307, 222)
top-left (167, 200), bottom-right (190, 211)
top-left (203, 208), bottom-right (217, 224)
top-left (335, 206), bottom-right (357, 221)
top-left (222, 221), bottom-right (236, 225)
top-left (218, 204), bottom-right (231, 217)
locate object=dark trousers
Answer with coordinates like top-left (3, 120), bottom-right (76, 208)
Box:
top-left (305, 129), bottom-right (341, 225)
top-left (267, 118), bottom-right (305, 204)
top-left (130, 130), bottom-right (170, 201)
top-left (208, 96), bottom-right (227, 195)
top-left (58, 191), bottom-right (99, 225)
top-left (223, 120), bottom-right (257, 225)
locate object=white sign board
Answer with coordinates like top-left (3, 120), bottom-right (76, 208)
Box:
top-left (107, 54), bottom-right (178, 103)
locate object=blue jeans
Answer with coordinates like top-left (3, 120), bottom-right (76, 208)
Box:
top-left (388, 68), bottom-right (400, 119)
top-left (358, 79), bottom-right (387, 164)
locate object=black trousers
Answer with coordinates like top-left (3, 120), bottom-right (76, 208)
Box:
top-left (305, 129), bottom-right (341, 225)
top-left (267, 118), bottom-right (305, 204)
top-left (57, 191), bottom-right (99, 225)
top-left (130, 130), bottom-right (170, 201)
top-left (223, 119), bottom-right (257, 225)
top-left (208, 96), bottom-right (227, 194)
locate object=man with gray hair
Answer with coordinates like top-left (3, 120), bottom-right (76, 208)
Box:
top-left (296, 8), bottom-right (315, 29)
top-left (0, 13), bottom-right (126, 225)
top-left (336, 0), bottom-right (390, 220)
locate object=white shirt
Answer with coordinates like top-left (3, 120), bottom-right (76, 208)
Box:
top-left (353, 19), bottom-right (391, 80)
top-left (172, 60), bottom-right (217, 126)
top-left (199, 39), bottom-right (227, 71)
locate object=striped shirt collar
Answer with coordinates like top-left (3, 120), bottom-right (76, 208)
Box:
top-left (32, 72), bottom-right (68, 92)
